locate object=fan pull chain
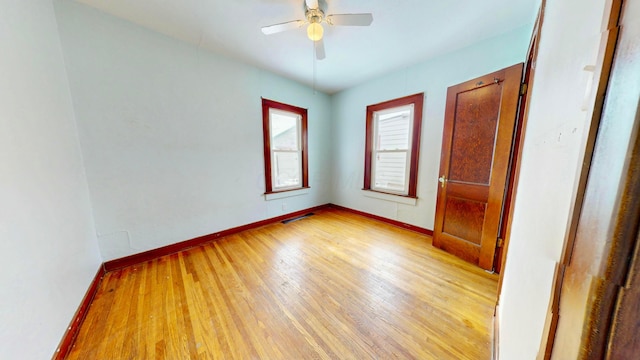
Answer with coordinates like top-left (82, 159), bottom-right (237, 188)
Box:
top-left (312, 42), bottom-right (317, 95)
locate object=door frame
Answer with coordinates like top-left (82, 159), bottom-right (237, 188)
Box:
top-left (495, 0), bottom-right (546, 297)
top-left (491, 9), bottom-right (544, 353)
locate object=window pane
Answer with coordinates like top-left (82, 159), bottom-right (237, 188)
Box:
top-left (374, 151), bottom-right (407, 191)
top-left (376, 110), bottom-right (411, 151)
top-left (273, 151), bottom-right (300, 188)
top-left (271, 112), bottom-right (299, 150)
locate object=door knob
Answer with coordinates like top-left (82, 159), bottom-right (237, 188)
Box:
top-left (438, 175), bottom-right (447, 188)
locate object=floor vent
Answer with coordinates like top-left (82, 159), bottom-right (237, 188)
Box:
top-left (282, 212), bottom-right (315, 224)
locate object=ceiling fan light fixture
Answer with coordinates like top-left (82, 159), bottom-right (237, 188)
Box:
top-left (261, 3), bottom-right (372, 59)
top-left (307, 22), bottom-right (323, 41)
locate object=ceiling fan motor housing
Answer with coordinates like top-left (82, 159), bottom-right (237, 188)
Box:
top-left (306, 8), bottom-right (324, 24)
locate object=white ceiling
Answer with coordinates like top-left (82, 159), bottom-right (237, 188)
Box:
top-left (72, 0), bottom-right (538, 94)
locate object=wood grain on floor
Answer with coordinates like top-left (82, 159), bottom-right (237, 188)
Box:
top-left (66, 208), bottom-right (498, 359)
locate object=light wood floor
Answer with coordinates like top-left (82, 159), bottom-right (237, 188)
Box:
top-left (66, 208), bottom-right (498, 359)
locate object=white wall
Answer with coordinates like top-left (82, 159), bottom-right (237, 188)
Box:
top-left (0, 1), bottom-right (103, 359)
top-left (498, 0), bottom-right (607, 358)
top-left (330, 27), bottom-right (531, 229)
top-left (54, 1), bottom-right (332, 261)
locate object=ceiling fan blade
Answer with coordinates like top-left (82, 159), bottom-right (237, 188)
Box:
top-left (314, 38), bottom-right (325, 60)
top-left (326, 13), bottom-right (373, 26)
top-left (261, 20), bottom-right (305, 35)
top-left (305, 0), bottom-right (319, 10)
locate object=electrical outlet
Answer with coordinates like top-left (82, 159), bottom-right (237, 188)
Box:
top-left (282, 203), bottom-right (287, 211)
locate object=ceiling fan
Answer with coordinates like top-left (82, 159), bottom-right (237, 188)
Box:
top-left (261, 0), bottom-right (373, 60)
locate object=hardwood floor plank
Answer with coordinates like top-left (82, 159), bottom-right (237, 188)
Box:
top-left (66, 208), bottom-right (498, 359)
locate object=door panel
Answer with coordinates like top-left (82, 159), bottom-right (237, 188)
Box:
top-left (449, 85), bottom-right (502, 185)
top-left (433, 63), bottom-right (523, 270)
top-left (442, 197), bottom-right (486, 244)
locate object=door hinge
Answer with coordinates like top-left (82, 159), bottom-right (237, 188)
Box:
top-left (520, 83), bottom-right (528, 96)
top-left (497, 237), bottom-right (504, 248)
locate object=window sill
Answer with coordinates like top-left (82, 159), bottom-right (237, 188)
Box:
top-left (362, 190), bottom-right (417, 206)
top-left (264, 187), bottom-right (310, 201)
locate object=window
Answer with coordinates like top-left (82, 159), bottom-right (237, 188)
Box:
top-left (364, 93), bottom-right (424, 197)
top-left (262, 98), bottom-right (308, 194)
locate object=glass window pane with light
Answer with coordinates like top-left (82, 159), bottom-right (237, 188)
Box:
top-left (372, 105), bottom-right (413, 194)
top-left (270, 109), bottom-right (301, 189)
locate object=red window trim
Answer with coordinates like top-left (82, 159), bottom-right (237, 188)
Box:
top-left (262, 98), bottom-right (309, 194)
top-left (363, 93), bottom-right (424, 198)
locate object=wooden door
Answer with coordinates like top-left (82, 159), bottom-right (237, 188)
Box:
top-left (433, 64), bottom-right (523, 270)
